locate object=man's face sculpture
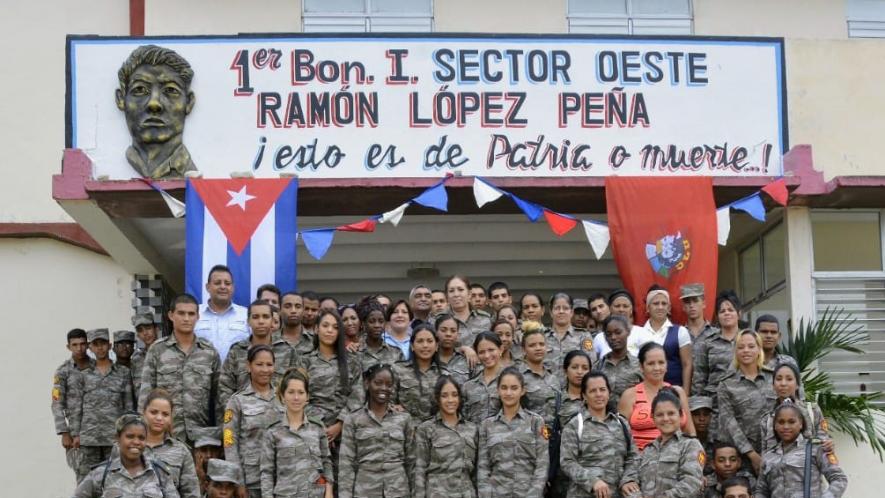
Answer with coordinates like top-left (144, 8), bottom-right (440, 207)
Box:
top-left (117, 63), bottom-right (194, 147)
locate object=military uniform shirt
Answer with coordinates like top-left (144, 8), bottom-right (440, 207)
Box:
top-left (355, 340), bottom-right (403, 373)
top-left (130, 348), bottom-right (146, 394)
top-left (557, 395), bottom-right (584, 429)
top-left (438, 351), bottom-right (475, 385)
top-left (51, 358), bottom-right (94, 435)
top-left (224, 384), bottom-right (284, 487)
top-left (138, 334), bottom-right (222, 443)
top-left (717, 370), bottom-right (776, 455)
top-left (559, 409), bottom-right (639, 498)
top-left (759, 400), bottom-right (829, 454)
top-left (755, 436), bottom-right (847, 498)
top-left (276, 329), bottom-right (316, 356)
top-left (594, 353), bottom-right (643, 408)
top-left (477, 407), bottom-right (549, 498)
top-left (71, 456), bottom-right (177, 498)
top-left (71, 363), bottom-right (136, 446)
top-left (519, 364), bottom-right (561, 426)
top-left (260, 414), bottom-right (333, 498)
top-left (543, 327), bottom-right (597, 383)
top-left (455, 309), bottom-right (493, 349)
top-left (394, 361), bottom-right (447, 422)
top-left (637, 431), bottom-right (705, 498)
top-left (217, 336), bottom-right (301, 410)
top-left (302, 350), bottom-right (362, 426)
top-left (692, 332), bottom-right (737, 398)
top-left (145, 435), bottom-right (200, 498)
top-left (338, 405), bottom-right (415, 498)
top-left (414, 414), bottom-right (479, 498)
top-left (462, 372), bottom-right (502, 424)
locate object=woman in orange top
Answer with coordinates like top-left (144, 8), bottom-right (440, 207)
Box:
top-left (618, 342), bottom-right (695, 450)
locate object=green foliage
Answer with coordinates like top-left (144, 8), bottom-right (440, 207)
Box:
top-left (781, 307), bottom-right (885, 460)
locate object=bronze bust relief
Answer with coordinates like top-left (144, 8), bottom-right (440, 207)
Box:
top-left (115, 45), bottom-right (197, 179)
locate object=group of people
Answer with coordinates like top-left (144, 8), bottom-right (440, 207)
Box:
top-left (52, 264), bottom-right (848, 497)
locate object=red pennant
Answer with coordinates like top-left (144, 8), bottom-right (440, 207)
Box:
top-left (190, 179), bottom-right (293, 255)
top-left (761, 178), bottom-right (789, 206)
top-left (543, 210), bottom-right (578, 236)
top-left (336, 219), bottom-right (377, 232)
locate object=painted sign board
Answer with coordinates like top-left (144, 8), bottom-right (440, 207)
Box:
top-left (67, 34), bottom-right (786, 179)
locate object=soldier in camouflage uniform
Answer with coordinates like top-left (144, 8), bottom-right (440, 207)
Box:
top-left (755, 403), bottom-right (848, 498)
top-left (443, 275), bottom-right (492, 349)
top-left (760, 363), bottom-right (831, 454)
top-left (139, 294), bottom-right (222, 446)
top-left (51, 328), bottom-right (93, 481)
top-left (142, 389), bottom-right (201, 498)
top-left (279, 292), bottom-right (316, 356)
top-left (519, 360), bottom-right (560, 429)
top-left (477, 367), bottom-right (548, 498)
top-left (545, 293), bottom-right (598, 383)
top-left (393, 325), bottom-right (447, 422)
top-left (413, 375), bottom-right (479, 498)
top-left (206, 458), bottom-right (241, 498)
top-left (70, 328), bottom-right (136, 482)
top-left (693, 291), bottom-right (742, 438)
top-left (112, 330), bottom-right (139, 393)
top-left (72, 414), bottom-right (177, 498)
top-left (636, 389), bottom-right (705, 498)
top-left (131, 314), bottom-right (160, 394)
top-left (463, 333), bottom-right (505, 424)
top-left (436, 314), bottom-right (476, 385)
top-left (223, 344), bottom-right (284, 498)
top-left (355, 299), bottom-right (403, 372)
top-left (218, 300), bottom-right (301, 410)
top-left (338, 364), bottom-right (415, 498)
top-left (595, 316), bottom-right (643, 408)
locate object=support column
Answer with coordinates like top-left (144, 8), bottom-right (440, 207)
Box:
top-left (784, 206), bottom-right (815, 331)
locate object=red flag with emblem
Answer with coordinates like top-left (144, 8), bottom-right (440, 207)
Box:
top-left (605, 177), bottom-right (718, 324)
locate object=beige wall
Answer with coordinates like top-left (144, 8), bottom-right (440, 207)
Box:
top-left (435, 0), bottom-right (566, 33)
top-left (0, 239), bottom-right (133, 497)
top-left (787, 39), bottom-right (885, 179)
top-left (695, 0), bottom-right (848, 39)
top-left (146, 0), bottom-right (301, 35)
top-left (0, 0), bottom-right (128, 223)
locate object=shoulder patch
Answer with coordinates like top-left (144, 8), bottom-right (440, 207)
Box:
top-left (51, 387), bottom-right (61, 401)
top-left (698, 450), bottom-right (706, 467)
top-left (53, 375), bottom-right (60, 385)
top-left (827, 452), bottom-right (839, 465)
top-left (541, 424), bottom-right (551, 440)
top-left (582, 338), bottom-right (593, 351)
top-left (821, 417), bottom-right (829, 432)
top-left (223, 409), bottom-right (233, 424)
top-left (223, 428), bottom-right (234, 448)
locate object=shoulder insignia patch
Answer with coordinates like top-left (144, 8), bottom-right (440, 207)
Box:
top-left (51, 387), bottom-right (61, 401)
top-left (541, 425), bottom-right (551, 440)
top-left (827, 452), bottom-right (838, 465)
top-left (223, 409), bottom-right (233, 424)
top-left (698, 450), bottom-right (706, 467)
top-left (582, 338), bottom-right (593, 351)
top-left (223, 428), bottom-right (234, 448)
top-left (821, 418), bottom-right (829, 432)
top-left (53, 375), bottom-right (60, 385)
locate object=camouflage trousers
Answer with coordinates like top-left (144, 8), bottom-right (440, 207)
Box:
top-left (76, 445), bottom-right (112, 483)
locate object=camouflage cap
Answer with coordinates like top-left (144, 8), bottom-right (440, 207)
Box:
top-left (113, 330), bottom-right (136, 343)
top-left (572, 298), bottom-right (590, 311)
top-left (689, 395), bottom-right (714, 412)
top-left (192, 426), bottom-right (222, 448)
top-left (132, 313), bottom-right (157, 327)
top-left (87, 328), bottom-right (110, 343)
top-left (207, 458), bottom-right (241, 484)
top-left (680, 283), bottom-right (705, 300)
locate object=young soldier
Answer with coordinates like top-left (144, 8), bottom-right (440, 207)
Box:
top-left (205, 458), bottom-right (241, 498)
top-left (112, 330), bottom-right (139, 393)
top-left (51, 328), bottom-right (94, 481)
top-left (279, 292), bottom-right (315, 355)
top-left (139, 294), bottom-right (222, 446)
top-left (70, 328), bottom-right (136, 482)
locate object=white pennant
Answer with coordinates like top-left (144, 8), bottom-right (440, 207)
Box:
top-left (716, 207), bottom-right (731, 246)
top-left (473, 178), bottom-right (504, 208)
top-left (581, 221), bottom-right (610, 259)
top-left (160, 190), bottom-right (186, 218)
top-left (379, 202), bottom-right (409, 227)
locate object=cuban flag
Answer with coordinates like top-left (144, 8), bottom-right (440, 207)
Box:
top-left (185, 178), bottom-right (297, 306)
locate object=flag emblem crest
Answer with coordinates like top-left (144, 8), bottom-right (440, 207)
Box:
top-left (645, 232), bottom-right (691, 278)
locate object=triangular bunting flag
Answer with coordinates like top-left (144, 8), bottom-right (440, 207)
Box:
top-left (337, 219), bottom-right (377, 232)
top-left (379, 203), bottom-right (409, 227)
top-left (581, 221), bottom-right (610, 259)
top-left (473, 177), bottom-right (504, 208)
top-left (159, 189), bottom-right (186, 218)
top-left (543, 210), bottom-right (578, 236)
top-left (511, 194), bottom-right (544, 222)
top-left (190, 178), bottom-right (293, 254)
top-left (761, 178), bottom-right (789, 206)
top-left (413, 183), bottom-right (448, 212)
top-left (731, 193), bottom-right (767, 222)
top-left (301, 229), bottom-right (336, 260)
top-left (716, 207), bottom-right (731, 246)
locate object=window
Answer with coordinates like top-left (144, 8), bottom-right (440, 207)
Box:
top-left (812, 211), bottom-right (883, 272)
top-left (847, 0), bottom-right (885, 38)
top-left (568, 0), bottom-right (693, 35)
top-left (303, 0), bottom-right (433, 32)
top-left (738, 221), bottom-right (787, 306)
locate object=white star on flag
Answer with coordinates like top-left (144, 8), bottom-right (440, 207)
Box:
top-left (226, 186), bottom-right (256, 211)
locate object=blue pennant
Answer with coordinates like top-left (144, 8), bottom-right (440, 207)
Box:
top-left (731, 193), bottom-right (766, 222)
top-left (511, 194), bottom-right (544, 222)
top-left (301, 228), bottom-right (336, 260)
top-left (412, 183), bottom-right (448, 212)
